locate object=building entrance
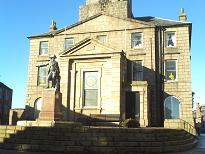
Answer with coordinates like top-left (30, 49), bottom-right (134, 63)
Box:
top-left (125, 92), bottom-right (140, 120)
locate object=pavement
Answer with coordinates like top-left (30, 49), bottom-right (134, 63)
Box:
top-left (0, 134), bottom-right (205, 154)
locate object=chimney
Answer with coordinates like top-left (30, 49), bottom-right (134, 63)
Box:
top-left (179, 8), bottom-right (187, 22)
top-left (49, 20), bottom-right (57, 32)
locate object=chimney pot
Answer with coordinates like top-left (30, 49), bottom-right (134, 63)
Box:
top-left (49, 20), bottom-right (57, 32)
top-left (179, 8), bottom-right (187, 22)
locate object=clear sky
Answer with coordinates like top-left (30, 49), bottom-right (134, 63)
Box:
top-left (0, 0), bottom-right (204, 108)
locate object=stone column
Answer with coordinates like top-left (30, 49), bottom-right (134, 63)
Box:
top-left (131, 81), bottom-right (149, 127)
top-left (39, 89), bottom-right (62, 121)
top-left (139, 87), bottom-right (148, 127)
top-left (69, 69), bottom-right (77, 121)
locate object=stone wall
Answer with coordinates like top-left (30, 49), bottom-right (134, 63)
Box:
top-left (164, 26), bottom-right (192, 124)
top-left (26, 14), bottom-right (192, 126)
top-left (80, 0), bottom-right (132, 21)
top-left (26, 17), bottom-right (158, 123)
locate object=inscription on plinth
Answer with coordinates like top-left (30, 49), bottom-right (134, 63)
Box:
top-left (39, 89), bottom-right (62, 121)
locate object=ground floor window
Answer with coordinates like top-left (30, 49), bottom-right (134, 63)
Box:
top-left (164, 96), bottom-right (180, 119)
top-left (34, 97), bottom-right (42, 119)
top-left (83, 71), bottom-right (98, 107)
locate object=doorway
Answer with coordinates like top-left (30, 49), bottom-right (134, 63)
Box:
top-left (125, 92), bottom-right (140, 120)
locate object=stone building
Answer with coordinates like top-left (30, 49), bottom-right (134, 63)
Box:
top-left (25, 0), bottom-right (192, 127)
top-left (0, 82), bottom-right (12, 125)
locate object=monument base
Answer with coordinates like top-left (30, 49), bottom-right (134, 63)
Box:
top-left (38, 89), bottom-right (62, 121)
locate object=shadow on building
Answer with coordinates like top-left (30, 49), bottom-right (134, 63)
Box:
top-left (0, 82), bottom-right (12, 125)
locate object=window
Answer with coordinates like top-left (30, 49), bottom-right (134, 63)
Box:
top-left (166, 32), bottom-right (176, 47)
top-left (39, 41), bottom-right (48, 55)
top-left (96, 35), bottom-right (107, 43)
top-left (164, 96), bottom-right (180, 119)
top-left (65, 38), bottom-right (74, 49)
top-left (131, 32), bottom-right (143, 48)
top-left (83, 71), bottom-right (98, 107)
top-left (165, 60), bottom-right (177, 81)
top-left (34, 98), bottom-right (42, 119)
top-left (133, 60), bottom-right (143, 81)
top-left (38, 66), bottom-right (47, 86)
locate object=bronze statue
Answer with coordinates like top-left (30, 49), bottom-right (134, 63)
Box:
top-left (47, 54), bottom-right (60, 91)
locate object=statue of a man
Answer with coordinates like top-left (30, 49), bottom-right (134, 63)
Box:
top-left (47, 54), bottom-right (60, 91)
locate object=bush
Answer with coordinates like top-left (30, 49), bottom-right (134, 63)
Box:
top-left (119, 118), bottom-right (140, 128)
top-left (76, 117), bottom-right (97, 126)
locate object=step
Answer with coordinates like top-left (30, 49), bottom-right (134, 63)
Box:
top-left (0, 126), bottom-right (197, 153)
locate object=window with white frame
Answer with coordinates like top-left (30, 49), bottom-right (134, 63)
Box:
top-left (83, 71), bottom-right (98, 107)
top-left (65, 38), bottom-right (74, 49)
top-left (96, 35), bottom-right (107, 43)
top-left (131, 32), bottom-right (143, 48)
top-left (164, 96), bottom-right (180, 119)
top-left (39, 41), bottom-right (48, 55)
top-left (38, 66), bottom-right (47, 86)
top-left (133, 60), bottom-right (143, 81)
top-left (166, 32), bottom-right (176, 47)
top-left (165, 60), bottom-right (177, 81)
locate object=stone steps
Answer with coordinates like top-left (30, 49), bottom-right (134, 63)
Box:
top-left (0, 125), bottom-right (198, 153)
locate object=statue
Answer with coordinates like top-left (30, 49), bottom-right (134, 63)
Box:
top-left (47, 54), bottom-right (60, 91)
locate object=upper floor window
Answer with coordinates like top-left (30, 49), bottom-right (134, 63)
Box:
top-left (83, 71), bottom-right (98, 107)
top-left (96, 35), bottom-right (107, 43)
top-left (165, 60), bottom-right (177, 81)
top-left (131, 32), bottom-right (143, 48)
top-left (164, 96), bottom-right (180, 119)
top-left (65, 38), bottom-right (74, 50)
top-left (39, 41), bottom-right (48, 55)
top-left (38, 66), bottom-right (47, 86)
top-left (133, 60), bottom-right (143, 81)
top-left (166, 32), bottom-right (176, 47)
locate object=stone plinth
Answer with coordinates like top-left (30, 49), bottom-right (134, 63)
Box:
top-left (39, 89), bottom-right (62, 121)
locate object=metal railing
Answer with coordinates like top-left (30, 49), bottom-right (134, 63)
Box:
top-left (179, 119), bottom-right (196, 136)
top-left (164, 119), bottom-right (197, 136)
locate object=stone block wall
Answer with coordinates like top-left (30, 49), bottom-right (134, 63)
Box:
top-left (164, 26), bottom-right (192, 123)
top-left (80, 0), bottom-right (132, 21)
top-left (26, 14), bottom-right (192, 126)
top-left (26, 18), bottom-right (158, 122)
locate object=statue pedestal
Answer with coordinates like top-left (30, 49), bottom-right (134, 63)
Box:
top-left (39, 89), bottom-right (62, 121)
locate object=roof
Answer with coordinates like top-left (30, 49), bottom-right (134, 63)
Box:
top-left (28, 13), bottom-right (154, 39)
top-left (28, 14), bottom-right (192, 39)
top-left (0, 82), bottom-right (12, 91)
top-left (134, 16), bottom-right (192, 27)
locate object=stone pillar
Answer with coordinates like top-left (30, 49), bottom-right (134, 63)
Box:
top-left (39, 89), bottom-right (62, 121)
top-left (131, 81), bottom-right (149, 127)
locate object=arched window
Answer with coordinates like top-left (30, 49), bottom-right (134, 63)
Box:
top-left (164, 96), bottom-right (180, 119)
top-left (34, 98), bottom-right (42, 119)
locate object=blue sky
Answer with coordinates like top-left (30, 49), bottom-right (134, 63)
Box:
top-left (0, 0), bottom-right (204, 108)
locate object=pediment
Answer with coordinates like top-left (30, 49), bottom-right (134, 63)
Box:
top-left (60, 37), bottom-right (120, 57)
top-left (57, 14), bottom-right (153, 36)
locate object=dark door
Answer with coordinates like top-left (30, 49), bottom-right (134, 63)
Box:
top-left (126, 92), bottom-right (140, 119)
